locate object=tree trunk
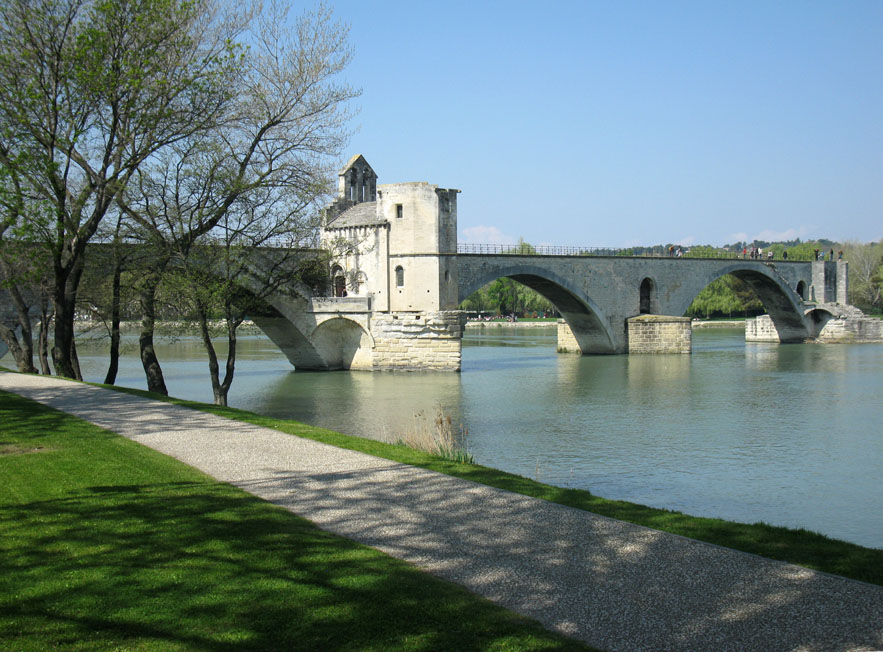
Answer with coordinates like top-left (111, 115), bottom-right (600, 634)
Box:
top-left (0, 323), bottom-right (28, 372)
top-left (0, 260), bottom-right (37, 373)
top-left (8, 286), bottom-right (37, 374)
top-left (52, 293), bottom-right (78, 379)
top-left (38, 291), bottom-right (52, 375)
top-left (70, 338), bottom-right (82, 380)
top-left (139, 276), bottom-right (169, 395)
top-left (104, 251), bottom-right (123, 385)
top-left (195, 300), bottom-right (223, 405)
top-left (52, 261), bottom-right (85, 380)
top-left (217, 304), bottom-right (243, 407)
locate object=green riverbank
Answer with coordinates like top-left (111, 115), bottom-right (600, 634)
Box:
top-left (0, 387), bottom-right (595, 652)
top-left (5, 369), bottom-right (879, 586)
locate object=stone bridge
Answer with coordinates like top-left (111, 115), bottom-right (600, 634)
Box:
top-left (3, 154), bottom-right (875, 371)
top-left (247, 153), bottom-right (859, 370)
top-left (456, 254), bottom-right (844, 354)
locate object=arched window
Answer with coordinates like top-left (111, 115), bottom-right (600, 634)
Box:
top-left (796, 280), bottom-right (806, 301)
top-left (331, 265), bottom-right (346, 297)
top-left (639, 277), bottom-right (654, 314)
top-left (395, 265), bottom-right (404, 288)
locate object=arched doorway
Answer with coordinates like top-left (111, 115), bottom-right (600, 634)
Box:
top-left (796, 280), bottom-right (806, 301)
top-left (331, 265), bottom-right (346, 297)
top-left (639, 278), bottom-right (655, 314)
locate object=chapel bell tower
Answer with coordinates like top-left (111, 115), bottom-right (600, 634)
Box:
top-left (338, 154), bottom-right (376, 203)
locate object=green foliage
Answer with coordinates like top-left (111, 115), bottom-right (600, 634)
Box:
top-left (686, 275), bottom-right (763, 319)
top-left (459, 238), bottom-right (557, 316)
top-left (462, 278), bottom-right (557, 317)
top-left (842, 240), bottom-right (883, 311)
top-left (515, 236), bottom-right (537, 255)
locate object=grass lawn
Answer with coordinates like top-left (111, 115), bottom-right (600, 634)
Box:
top-left (97, 384), bottom-right (883, 588)
top-left (0, 390), bottom-right (595, 652)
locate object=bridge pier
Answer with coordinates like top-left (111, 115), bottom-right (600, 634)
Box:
top-left (747, 304), bottom-right (883, 344)
top-left (626, 315), bottom-right (692, 354)
top-left (369, 311), bottom-right (465, 371)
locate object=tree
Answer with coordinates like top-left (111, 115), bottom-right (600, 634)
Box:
top-left (0, 0), bottom-right (244, 378)
top-left (686, 275), bottom-right (762, 319)
top-left (486, 278), bottom-right (520, 315)
top-left (74, 213), bottom-right (141, 384)
top-left (0, 137), bottom-right (55, 373)
top-left (842, 240), bottom-right (883, 311)
top-left (171, 199), bottom-right (324, 405)
top-left (119, 3), bottom-right (357, 395)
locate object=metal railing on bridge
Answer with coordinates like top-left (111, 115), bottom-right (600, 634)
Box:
top-left (456, 243), bottom-right (817, 261)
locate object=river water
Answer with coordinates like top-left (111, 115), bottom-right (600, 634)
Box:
top-left (65, 326), bottom-right (883, 549)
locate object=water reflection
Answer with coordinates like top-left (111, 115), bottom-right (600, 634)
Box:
top-left (261, 369), bottom-right (463, 442)
top-left (59, 326), bottom-right (883, 549)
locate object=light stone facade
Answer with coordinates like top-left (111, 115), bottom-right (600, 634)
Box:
top-left (626, 315), bottom-right (692, 354)
top-left (557, 319), bottom-right (581, 353)
top-left (370, 312), bottom-right (465, 370)
top-left (318, 155), bottom-right (464, 371)
top-left (815, 315), bottom-right (883, 342)
top-left (745, 314), bottom-right (781, 342)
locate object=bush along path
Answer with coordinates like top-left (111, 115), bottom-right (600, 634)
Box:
top-left (1, 371), bottom-right (882, 652)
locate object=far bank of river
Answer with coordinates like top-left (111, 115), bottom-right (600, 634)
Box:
top-left (61, 325), bottom-right (883, 550)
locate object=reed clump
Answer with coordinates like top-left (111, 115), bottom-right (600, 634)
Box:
top-left (395, 407), bottom-right (474, 464)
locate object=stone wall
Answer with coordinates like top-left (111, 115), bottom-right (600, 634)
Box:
top-left (627, 315), bottom-right (692, 353)
top-left (745, 315), bottom-right (780, 342)
top-left (748, 310), bottom-right (883, 343)
top-left (370, 310), bottom-right (465, 370)
top-left (816, 316), bottom-right (883, 343)
top-left (557, 319), bottom-right (581, 353)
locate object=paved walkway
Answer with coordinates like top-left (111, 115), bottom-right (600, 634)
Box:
top-left (2, 371), bottom-right (882, 652)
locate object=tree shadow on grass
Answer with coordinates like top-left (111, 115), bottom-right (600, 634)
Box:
top-left (0, 481), bottom-right (590, 652)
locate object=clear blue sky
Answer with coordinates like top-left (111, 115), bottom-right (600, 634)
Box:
top-left (328, 0), bottom-right (882, 248)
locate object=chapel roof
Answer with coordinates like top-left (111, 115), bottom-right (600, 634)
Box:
top-left (339, 154), bottom-right (375, 177)
top-left (325, 201), bottom-right (387, 229)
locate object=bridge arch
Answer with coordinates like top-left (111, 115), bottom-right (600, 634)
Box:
top-left (309, 317), bottom-right (374, 370)
top-left (458, 262), bottom-right (617, 354)
top-left (804, 306), bottom-right (837, 338)
top-left (673, 263), bottom-right (810, 342)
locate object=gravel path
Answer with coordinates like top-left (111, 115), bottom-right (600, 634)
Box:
top-left (2, 371), bottom-right (882, 652)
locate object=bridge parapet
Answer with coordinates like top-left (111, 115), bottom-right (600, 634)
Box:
top-left (309, 297), bottom-right (372, 313)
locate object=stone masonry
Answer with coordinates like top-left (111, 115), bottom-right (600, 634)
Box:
top-left (370, 311), bottom-right (466, 371)
top-left (745, 315), bottom-right (780, 342)
top-left (556, 319), bottom-right (581, 353)
top-left (627, 315), bottom-right (692, 354)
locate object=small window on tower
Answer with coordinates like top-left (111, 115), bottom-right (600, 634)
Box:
top-left (395, 266), bottom-right (404, 287)
top-left (396, 204), bottom-right (403, 219)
